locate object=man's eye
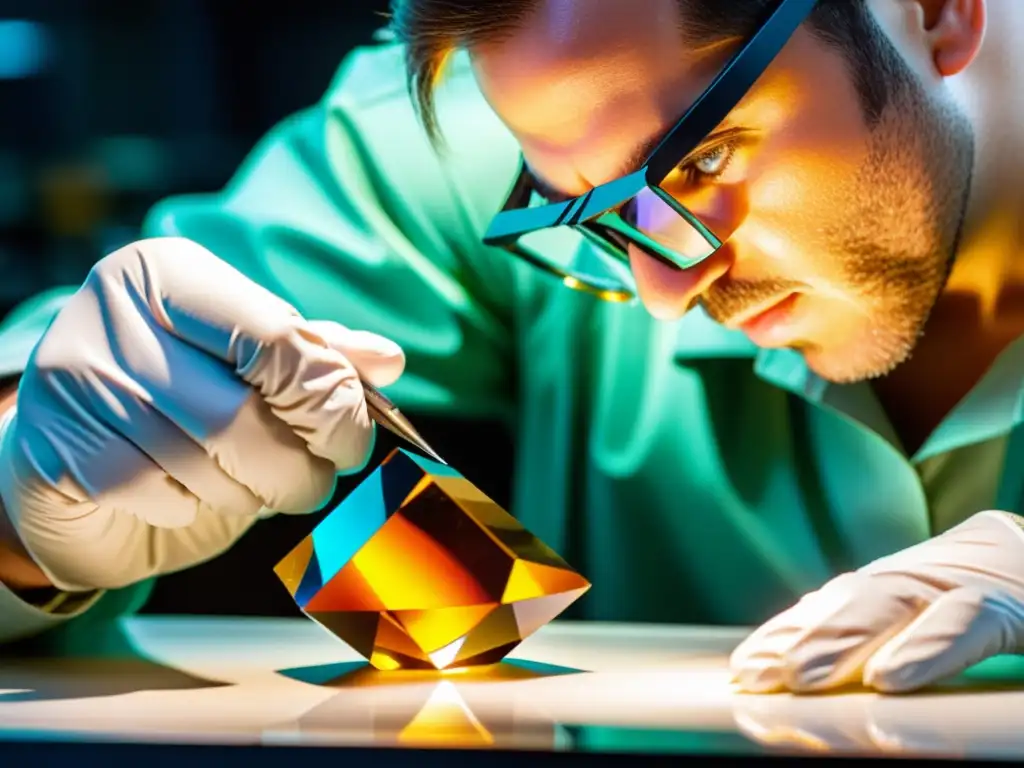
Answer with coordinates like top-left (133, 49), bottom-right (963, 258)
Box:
top-left (686, 140), bottom-right (738, 181)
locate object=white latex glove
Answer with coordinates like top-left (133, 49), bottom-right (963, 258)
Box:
top-left (730, 510), bottom-right (1024, 693)
top-left (0, 237), bottom-right (405, 593)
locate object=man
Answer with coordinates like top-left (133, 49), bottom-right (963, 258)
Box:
top-left (0, 0), bottom-right (1020, 695)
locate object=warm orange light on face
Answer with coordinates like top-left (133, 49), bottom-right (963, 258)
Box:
top-left (275, 449), bottom-right (590, 671)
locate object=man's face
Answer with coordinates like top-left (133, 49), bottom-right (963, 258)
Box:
top-left (470, 0), bottom-right (974, 383)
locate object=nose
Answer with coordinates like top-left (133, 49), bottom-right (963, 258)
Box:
top-left (628, 244), bottom-right (731, 321)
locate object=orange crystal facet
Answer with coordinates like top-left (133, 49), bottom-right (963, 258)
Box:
top-left (274, 448), bottom-right (590, 671)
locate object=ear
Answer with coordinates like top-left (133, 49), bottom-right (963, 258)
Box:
top-left (917, 0), bottom-right (986, 77)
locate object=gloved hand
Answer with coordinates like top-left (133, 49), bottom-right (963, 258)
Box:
top-left (0, 237), bottom-right (405, 593)
top-left (730, 510), bottom-right (1024, 693)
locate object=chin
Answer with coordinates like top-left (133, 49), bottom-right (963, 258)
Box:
top-left (801, 348), bottom-right (869, 384)
top-left (800, 336), bottom-right (910, 384)
top-left (788, 296), bottom-right (922, 384)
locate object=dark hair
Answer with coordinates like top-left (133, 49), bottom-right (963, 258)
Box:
top-left (388, 0), bottom-right (910, 144)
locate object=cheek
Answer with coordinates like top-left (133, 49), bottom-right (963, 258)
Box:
top-left (734, 65), bottom-right (870, 263)
top-left (748, 113), bottom-right (867, 219)
top-left (737, 136), bottom-right (870, 282)
top-left (796, 294), bottom-right (877, 359)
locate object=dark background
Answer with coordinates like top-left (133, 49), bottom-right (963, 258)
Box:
top-left (0, 0), bottom-right (514, 618)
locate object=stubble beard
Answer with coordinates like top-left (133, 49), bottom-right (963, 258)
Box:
top-left (701, 75), bottom-right (974, 385)
top-left (807, 81), bottom-right (975, 384)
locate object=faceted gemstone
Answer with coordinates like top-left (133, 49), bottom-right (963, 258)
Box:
top-left (275, 448), bottom-right (590, 671)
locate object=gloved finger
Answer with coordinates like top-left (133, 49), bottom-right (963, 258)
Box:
top-left (9, 388), bottom-right (262, 589)
top-left (731, 575), bottom-right (865, 692)
top-left (732, 573), bottom-right (937, 693)
top-left (864, 586), bottom-right (1023, 693)
top-left (28, 307), bottom-right (335, 516)
top-left (149, 504), bottom-right (261, 577)
top-left (92, 239), bottom-right (376, 470)
top-left (781, 572), bottom-right (938, 692)
top-left (730, 580), bottom-right (862, 667)
top-left (4, 413), bottom-right (203, 589)
top-left (10, 404), bottom-right (260, 589)
top-left (204, 394), bottom-right (339, 513)
top-left (3, 393), bottom-right (226, 530)
top-left (22, 485), bottom-right (257, 591)
top-left (306, 320), bottom-right (405, 388)
top-left (730, 617), bottom-right (804, 693)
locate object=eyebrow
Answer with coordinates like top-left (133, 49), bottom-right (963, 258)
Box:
top-left (527, 127), bottom-right (731, 204)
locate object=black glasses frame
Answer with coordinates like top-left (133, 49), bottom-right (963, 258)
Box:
top-left (481, 0), bottom-right (819, 300)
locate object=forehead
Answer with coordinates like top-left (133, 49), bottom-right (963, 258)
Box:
top-left (469, 0), bottom-right (743, 188)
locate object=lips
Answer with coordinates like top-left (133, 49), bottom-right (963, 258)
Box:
top-left (731, 293), bottom-right (801, 347)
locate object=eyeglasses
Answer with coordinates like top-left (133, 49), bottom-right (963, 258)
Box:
top-left (482, 0), bottom-right (819, 302)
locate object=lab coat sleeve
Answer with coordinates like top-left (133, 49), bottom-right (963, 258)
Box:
top-left (0, 586), bottom-right (103, 645)
top-left (143, 43), bottom-right (524, 421)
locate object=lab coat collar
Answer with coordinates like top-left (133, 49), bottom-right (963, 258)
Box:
top-left (672, 307), bottom-right (1024, 464)
top-left (670, 308), bottom-right (828, 400)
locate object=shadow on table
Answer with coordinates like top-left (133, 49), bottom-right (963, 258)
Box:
top-left (0, 620), bottom-right (225, 703)
top-left (278, 658), bottom-right (585, 688)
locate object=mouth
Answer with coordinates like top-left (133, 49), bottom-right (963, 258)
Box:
top-left (725, 293), bottom-right (802, 346)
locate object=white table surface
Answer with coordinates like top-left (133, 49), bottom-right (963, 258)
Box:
top-left (1, 616), bottom-right (1023, 759)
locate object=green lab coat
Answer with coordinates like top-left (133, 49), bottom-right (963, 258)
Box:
top-left (3, 41), bottom-right (1024, 633)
